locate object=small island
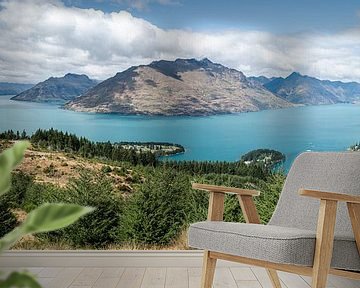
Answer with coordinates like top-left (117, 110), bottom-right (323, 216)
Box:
top-left (241, 149), bottom-right (285, 168)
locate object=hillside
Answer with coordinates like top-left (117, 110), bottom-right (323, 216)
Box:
top-left (264, 72), bottom-right (360, 105)
top-left (1, 131), bottom-right (283, 250)
top-left (0, 82), bottom-right (34, 95)
top-left (11, 73), bottom-right (98, 103)
top-left (65, 58), bottom-right (292, 116)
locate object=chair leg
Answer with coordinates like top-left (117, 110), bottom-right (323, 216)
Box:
top-left (201, 250), bottom-right (217, 288)
top-left (311, 200), bottom-right (337, 288)
top-left (266, 269), bottom-right (282, 288)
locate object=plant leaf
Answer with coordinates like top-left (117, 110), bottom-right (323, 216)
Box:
top-left (22, 203), bottom-right (94, 234)
top-left (0, 226), bottom-right (24, 252)
top-left (0, 174), bottom-right (11, 198)
top-left (0, 141), bottom-right (29, 169)
top-left (0, 204), bottom-right (94, 251)
top-left (0, 141), bottom-right (29, 196)
top-left (0, 271), bottom-right (41, 288)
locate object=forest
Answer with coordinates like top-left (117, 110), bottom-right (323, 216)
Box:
top-left (0, 129), bottom-right (285, 249)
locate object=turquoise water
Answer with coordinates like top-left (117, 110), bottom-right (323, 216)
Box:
top-left (1, 95), bottom-right (360, 169)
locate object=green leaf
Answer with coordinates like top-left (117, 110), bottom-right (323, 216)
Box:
top-left (22, 203), bottom-right (94, 234)
top-left (0, 141), bottom-right (29, 170)
top-left (0, 204), bottom-right (94, 251)
top-left (0, 226), bottom-right (24, 252)
top-left (0, 174), bottom-right (11, 198)
top-left (0, 141), bottom-right (29, 196)
top-left (0, 271), bottom-right (41, 288)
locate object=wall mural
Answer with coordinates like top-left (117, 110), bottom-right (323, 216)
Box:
top-left (1, 0), bottom-right (359, 254)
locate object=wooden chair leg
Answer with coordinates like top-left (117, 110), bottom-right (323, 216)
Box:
top-left (347, 202), bottom-right (360, 253)
top-left (312, 200), bottom-right (337, 288)
top-left (201, 250), bottom-right (217, 288)
top-left (266, 269), bottom-right (282, 288)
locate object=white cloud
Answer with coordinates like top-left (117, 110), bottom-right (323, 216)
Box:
top-left (0, 0), bottom-right (360, 83)
top-left (93, 0), bottom-right (180, 10)
top-left (112, 0), bottom-right (180, 10)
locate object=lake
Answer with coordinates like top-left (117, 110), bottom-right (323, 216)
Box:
top-left (1, 95), bottom-right (359, 169)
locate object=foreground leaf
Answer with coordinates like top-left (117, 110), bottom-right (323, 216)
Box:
top-left (0, 226), bottom-right (24, 252)
top-left (23, 203), bottom-right (94, 234)
top-left (0, 203), bottom-right (94, 251)
top-left (0, 271), bottom-right (41, 288)
top-left (0, 174), bottom-right (11, 198)
top-left (0, 141), bottom-right (29, 196)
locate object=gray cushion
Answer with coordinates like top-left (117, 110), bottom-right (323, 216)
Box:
top-left (188, 221), bottom-right (360, 271)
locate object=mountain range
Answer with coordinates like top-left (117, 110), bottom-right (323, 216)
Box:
top-left (9, 58), bottom-right (360, 115)
top-left (64, 58), bottom-right (291, 115)
top-left (263, 72), bottom-right (360, 105)
top-left (0, 82), bottom-right (34, 95)
top-left (247, 76), bottom-right (276, 86)
top-left (11, 73), bottom-right (98, 103)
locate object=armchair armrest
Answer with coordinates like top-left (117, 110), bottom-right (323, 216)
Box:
top-left (300, 188), bottom-right (360, 257)
top-left (299, 189), bottom-right (360, 204)
top-left (192, 183), bottom-right (260, 196)
top-left (299, 188), bottom-right (360, 281)
top-left (192, 183), bottom-right (261, 223)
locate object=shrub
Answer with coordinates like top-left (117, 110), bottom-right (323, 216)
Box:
top-left (255, 172), bottom-right (285, 223)
top-left (43, 163), bottom-right (56, 176)
top-left (23, 183), bottom-right (64, 212)
top-left (43, 170), bottom-right (124, 248)
top-left (101, 165), bottom-right (112, 173)
top-left (0, 202), bottom-right (18, 237)
top-left (123, 169), bottom-right (195, 245)
top-left (3, 172), bottom-right (33, 208)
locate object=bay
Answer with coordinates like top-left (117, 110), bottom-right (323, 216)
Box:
top-left (1, 95), bottom-right (360, 170)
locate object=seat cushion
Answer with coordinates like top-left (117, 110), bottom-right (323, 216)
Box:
top-left (188, 221), bottom-right (360, 271)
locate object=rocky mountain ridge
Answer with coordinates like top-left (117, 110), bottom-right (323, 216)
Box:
top-left (264, 72), bottom-right (360, 105)
top-left (64, 58), bottom-right (292, 116)
top-left (11, 73), bottom-right (98, 103)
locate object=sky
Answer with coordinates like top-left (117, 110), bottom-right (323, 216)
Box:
top-left (0, 0), bottom-right (359, 83)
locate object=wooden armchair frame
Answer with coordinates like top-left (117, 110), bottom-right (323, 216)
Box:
top-left (192, 183), bottom-right (360, 288)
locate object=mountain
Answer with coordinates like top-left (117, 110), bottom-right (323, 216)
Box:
top-left (65, 58), bottom-right (292, 116)
top-left (0, 82), bottom-right (34, 95)
top-left (247, 76), bottom-right (278, 86)
top-left (11, 74), bottom-right (98, 103)
top-left (264, 72), bottom-right (360, 105)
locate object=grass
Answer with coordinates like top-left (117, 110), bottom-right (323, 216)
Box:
top-left (12, 229), bottom-right (190, 250)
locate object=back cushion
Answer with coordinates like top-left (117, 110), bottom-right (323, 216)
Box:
top-left (269, 152), bottom-right (360, 239)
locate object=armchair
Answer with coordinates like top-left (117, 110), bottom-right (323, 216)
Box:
top-left (189, 152), bottom-right (360, 288)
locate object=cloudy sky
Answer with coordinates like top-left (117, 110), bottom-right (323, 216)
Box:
top-left (0, 0), bottom-right (359, 83)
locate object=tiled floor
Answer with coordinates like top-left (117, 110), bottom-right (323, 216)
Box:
top-left (3, 266), bottom-right (360, 288)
